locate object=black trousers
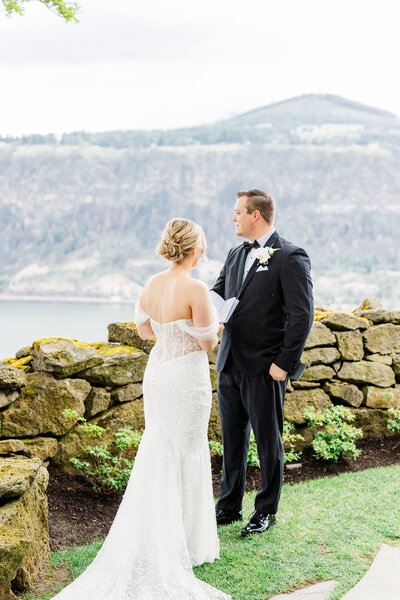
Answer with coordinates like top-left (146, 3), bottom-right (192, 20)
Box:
top-left (216, 354), bottom-right (287, 515)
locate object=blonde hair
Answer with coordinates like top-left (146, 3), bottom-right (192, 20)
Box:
top-left (157, 218), bottom-right (206, 263)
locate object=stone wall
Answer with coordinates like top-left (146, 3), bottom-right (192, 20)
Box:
top-left (285, 299), bottom-right (400, 446)
top-left (0, 298), bottom-right (399, 473)
top-left (0, 456), bottom-right (50, 600)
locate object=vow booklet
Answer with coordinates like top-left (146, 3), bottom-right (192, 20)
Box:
top-left (290, 361), bottom-right (307, 381)
top-left (210, 291), bottom-right (239, 323)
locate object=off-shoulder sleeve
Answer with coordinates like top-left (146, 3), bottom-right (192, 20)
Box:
top-left (135, 304), bottom-right (150, 326)
top-left (177, 305), bottom-right (219, 341)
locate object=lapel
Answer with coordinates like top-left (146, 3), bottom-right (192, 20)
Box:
top-left (237, 230), bottom-right (280, 299)
top-left (235, 245), bottom-right (247, 295)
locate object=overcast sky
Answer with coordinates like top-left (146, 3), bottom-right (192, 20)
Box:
top-left (1, 0), bottom-right (399, 135)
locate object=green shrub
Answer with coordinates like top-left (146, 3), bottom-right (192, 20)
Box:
top-left (208, 440), bottom-right (224, 457)
top-left (62, 409), bottom-right (142, 494)
top-left (304, 405), bottom-right (363, 463)
top-left (282, 421), bottom-right (304, 464)
top-left (208, 421), bottom-right (304, 467)
top-left (387, 407), bottom-right (400, 433)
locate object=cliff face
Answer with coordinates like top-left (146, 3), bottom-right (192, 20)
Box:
top-left (0, 456), bottom-right (50, 600)
top-left (1, 94), bottom-right (400, 307)
top-left (0, 298), bottom-right (399, 474)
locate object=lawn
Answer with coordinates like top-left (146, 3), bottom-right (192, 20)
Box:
top-left (23, 464), bottom-right (400, 600)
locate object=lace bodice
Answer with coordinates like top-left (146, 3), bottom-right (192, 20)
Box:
top-left (149, 320), bottom-right (202, 360)
top-left (135, 305), bottom-right (219, 362)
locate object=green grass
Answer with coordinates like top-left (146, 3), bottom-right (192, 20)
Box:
top-left (23, 465), bottom-right (400, 600)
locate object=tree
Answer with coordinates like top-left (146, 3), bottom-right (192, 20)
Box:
top-left (2, 0), bottom-right (79, 22)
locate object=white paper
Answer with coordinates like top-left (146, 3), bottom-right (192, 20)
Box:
top-left (210, 291), bottom-right (239, 323)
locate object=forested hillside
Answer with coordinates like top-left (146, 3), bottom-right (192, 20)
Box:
top-left (1, 94), bottom-right (399, 307)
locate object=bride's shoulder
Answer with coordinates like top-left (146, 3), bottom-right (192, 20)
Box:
top-left (185, 279), bottom-right (211, 304)
top-left (187, 278), bottom-right (209, 293)
top-left (143, 270), bottom-right (167, 288)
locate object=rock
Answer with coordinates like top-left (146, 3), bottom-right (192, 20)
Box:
top-left (108, 322), bottom-right (155, 353)
top-left (0, 439), bottom-right (26, 455)
top-left (0, 365), bottom-right (27, 390)
top-left (302, 365), bottom-right (336, 381)
top-left (208, 393), bottom-right (221, 442)
top-left (286, 380), bottom-right (294, 392)
top-left (111, 383), bottom-right (142, 404)
top-left (0, 438), bottom-right (58, 462)
top-left (0, 372), bottom-right (90, 438)
top-left (350, 408), bottom-right (397, 438)
top-left (0, 457), bottom-right (50, 598)
top-left (355, 297), bottom-right (384, 311)
top-left (363, 386), bottom-right (400, 409)
top-left (355, 309), bottom-right (400, 325)
top-left (20, 438), bottom-right (58, 462)
top-left (31, 339), bottom-right (103, 377)
top-left (292, 381), bottom-right (320, 389)
top-left (209, 365), bottom-right (218, 391)
top-left (292, 425), bottom-right (314, 450)
top-left (363, 324), bottom-right (400, 354)
top-left (301, 347), bottom-right (340, 366)
top-left (304, 322), bottom-right (336, 349)
top-left (323, 381), bottom-right (364, 408)
top-left (332, 360), bottom-right (342, 373)
top-left (2, 356), bottom-right (33, 372)
top-left (85, 387), bottom-right (111, 418)
top-left (80, 350), bottom-right (148, 386)
top-left (335, 331), bottom-right (364, 361)
top-left (365, 353), bottom-right (392, 365)
top-left (284, 389), bottom-right (332, 425)
top-left (0, 457), bottom-right (42, 499)
top-left (392, 354), bottom-right (400, 378)
top-left (338, 360), bottom-right (395, 388)
top-left (52, 401), bottom-right (145, 474)
top-left (15, 346), bottom-right (32, 360)
top-left (321, 312), bottom-right (369, 331)
top-left (0, 390), bottom-right (19, 409)
top-left (284, 463), bottom-right (302, 471)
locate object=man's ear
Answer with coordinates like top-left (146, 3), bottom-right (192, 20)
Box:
top-left (252, 209), bottom-right (261, 222)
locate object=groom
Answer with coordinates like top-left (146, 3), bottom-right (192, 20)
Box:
top-left (212, 189), bottom-right (313, 536)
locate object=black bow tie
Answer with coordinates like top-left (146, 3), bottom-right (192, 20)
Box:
top-left (243, 240), bottom-right (260, 252)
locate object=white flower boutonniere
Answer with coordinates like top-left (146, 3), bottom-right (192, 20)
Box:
top-left (255, 245), bottom-right (281, 269)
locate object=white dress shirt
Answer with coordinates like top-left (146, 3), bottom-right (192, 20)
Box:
top-left (242, 227), bottom-right (276, 283)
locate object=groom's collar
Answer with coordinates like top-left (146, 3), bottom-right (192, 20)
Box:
top-left (248, 226), bottom-right (276, 248)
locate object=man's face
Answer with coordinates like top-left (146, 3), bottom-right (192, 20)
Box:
top-left (232, 196), bottom-right (254, 238)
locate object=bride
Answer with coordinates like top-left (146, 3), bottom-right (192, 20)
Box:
top-left (50, 218), bottom-right (231, 600)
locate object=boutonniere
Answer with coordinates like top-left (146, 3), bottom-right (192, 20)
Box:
top-left (255, 244), bottom-right (281, 269)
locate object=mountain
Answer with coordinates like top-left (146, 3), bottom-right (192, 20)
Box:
top-left (0, 94), bottom-right (399, 308)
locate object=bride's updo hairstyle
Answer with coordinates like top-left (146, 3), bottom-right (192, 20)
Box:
top-left (157, 218), bottom-right (206, 264)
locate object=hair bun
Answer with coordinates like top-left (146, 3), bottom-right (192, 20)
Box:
top-left (164, 240), bottom-right (183, 261)
top-left (156, 218), bottom-right (206, 264)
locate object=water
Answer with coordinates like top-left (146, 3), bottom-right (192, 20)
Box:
top-left (0, 300), bottom-right (135, 360)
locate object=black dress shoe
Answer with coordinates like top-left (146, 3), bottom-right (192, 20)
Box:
top-left (240, 511), bottom-right (276, 536)
top-left (215, 508), bottom-right (243, 526)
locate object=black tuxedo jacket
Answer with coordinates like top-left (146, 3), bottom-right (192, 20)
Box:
top-left (212, 230), bottom-right (314, 375)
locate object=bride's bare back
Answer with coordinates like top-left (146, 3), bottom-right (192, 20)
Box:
top-left (139, 270), bottom-right (218, 352)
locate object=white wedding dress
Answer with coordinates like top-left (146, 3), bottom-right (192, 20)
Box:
top-left (50, 306), bottom-right (231, 600)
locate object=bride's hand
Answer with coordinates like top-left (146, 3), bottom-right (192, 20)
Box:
top-left (218, 323), bottom-right (225, 335)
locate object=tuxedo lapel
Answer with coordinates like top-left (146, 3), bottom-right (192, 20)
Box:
top-left (235, 246), bottom-right (247, 295)
top-left (237, 231), bottom-right (280, 299)
top-left (237, 257), bottom-right (259, 298)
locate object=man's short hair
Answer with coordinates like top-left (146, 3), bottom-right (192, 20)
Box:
top-left (236, 189), bottom-right (275, 224)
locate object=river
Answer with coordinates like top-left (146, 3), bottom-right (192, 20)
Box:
top-left (0, 300), bottom-right (135, 360)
